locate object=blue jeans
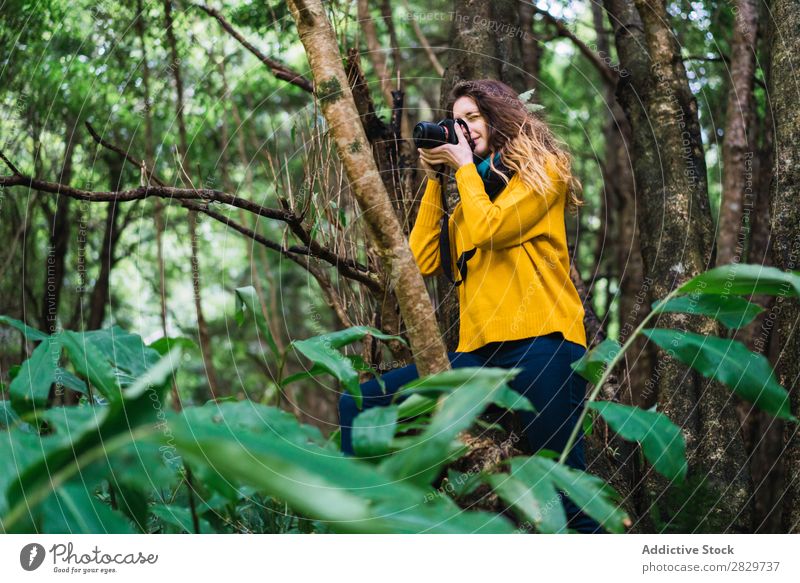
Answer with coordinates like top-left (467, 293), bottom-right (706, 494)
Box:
top-left (338, 332), bottom-right (606, 533)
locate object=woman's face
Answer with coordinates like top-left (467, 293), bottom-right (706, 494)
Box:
top-left (452, 96), bottom-right (490, 157)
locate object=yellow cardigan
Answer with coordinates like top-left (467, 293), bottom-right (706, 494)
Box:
top-left (408, 160), bottom-right (587, 352)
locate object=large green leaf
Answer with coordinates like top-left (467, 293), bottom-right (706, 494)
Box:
top-left (486, 473), bottom-right (568, 533)
top-left (31, 483), bottom-right (136, 534)
top-left (677, 264), bottom-right (800, 297)
top-left (148, 336), bottom-right (198, 356)
top-left (0, 401), bottom-right (21, 430)
top-left (292, 326), bottom-right (405, 409)
top-left (61, 330), bottom-right (123, 401)
top-left (379, 367), bottom-right (519, 486)
top-left (9, 336), bottom-right (60, 413)
top-left (653, 294), bottom-right (764, 329)
top-left (508, 455), bottom-right (629, 533)
top-left (180, 400), bottom-right (329, 449)
top-left (352, 405), bottom-right (398, 458)
top-left (570, 338), bottom-right (622, 385)
top-left (395, 368), bottom-right (535, 412)
top-left (2, 347), bottom-right (182, 533)
top-left (166, 418), bottom-right (515, 533)
top-left (82, 327), bottom-right (162, 379)
top-left (588, 401), bottom-right (687, 482)
top-left (0, 315), bottom-right (48, 341)
top-left (642, 328), bottom-right (796, 421)
top-left (396, 394), bottom-right (438, 420)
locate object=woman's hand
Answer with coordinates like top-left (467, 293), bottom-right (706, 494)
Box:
top-left (418, 123), bottom-right (474, 173)
top-left (417, 153), bottom-right (439, 180)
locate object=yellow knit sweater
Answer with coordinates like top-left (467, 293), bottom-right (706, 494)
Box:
top-left (408, 159), bottom-right (587, 352)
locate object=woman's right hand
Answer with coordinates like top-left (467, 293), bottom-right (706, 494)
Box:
top-left (417, 150), bottom-right (439, 180)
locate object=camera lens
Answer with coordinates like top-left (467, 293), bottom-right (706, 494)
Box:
top-left (413, 121), bottom-right (449, 149)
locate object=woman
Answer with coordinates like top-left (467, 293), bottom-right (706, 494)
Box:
top-left (338, 80), bottom-right (603, 533)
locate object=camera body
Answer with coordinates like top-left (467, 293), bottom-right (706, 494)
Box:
top-left (413, 118), bottom-right (475, 150)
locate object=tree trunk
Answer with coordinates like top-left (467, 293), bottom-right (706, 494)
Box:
top-left (605, 0), bottom-right (752, 532)
top-left (41, 125), bottom-right (77, 335)
top-left (87, 156), bottom-right (123, 329)
top-left (733, 2), bottom-right (783, 532)
top-left (767, 0), bottom-right (800, 534)
top-left (135, 0), bottom-right (168, 339)
top-left (286, 0), bottom-right (450, 377)
top-left (162, 0), bottom-right (220, 400)
top-left (716, 0), bottom-right (758, 266)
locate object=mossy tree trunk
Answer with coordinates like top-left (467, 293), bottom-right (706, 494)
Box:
top-left (604, 0), bottom-right (753, 531)
top-left (768, 0), bottom-right (800, 534)
top-left (286, 0), bottom-right (450, 377)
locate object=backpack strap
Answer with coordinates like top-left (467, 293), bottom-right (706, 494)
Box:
top-left (437, 171), bottom-right (476, 287)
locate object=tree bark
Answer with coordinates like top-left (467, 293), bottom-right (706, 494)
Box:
top-left (41, 124), bottom-right (77, 335)
top-left (87, 156), bottom-right (123, 329)
top-left (605, 0), bottom-right (752, 532)
top-left (717, 0), bottom-right (758, 267)
top-left (286, 0), bottom-right (450, 377)
top-left (162, 0), bottom-right (220, 399)
top-left (135, 0), bottom-right (168, 339)
top-left (767, 0), bottom-right (800, 534)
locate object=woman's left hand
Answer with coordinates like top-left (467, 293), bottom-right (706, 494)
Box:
top-left (418, 123), bottom-right (474, 171)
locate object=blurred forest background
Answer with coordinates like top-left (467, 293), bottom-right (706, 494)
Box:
top-left (1, 0), bottom-right (799, 532)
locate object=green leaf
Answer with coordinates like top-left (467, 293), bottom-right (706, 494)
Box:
top-left (9, 337), bottom-right (60, 413)
top-left (0, 400), bottom-right (21, 430)
top-left (486, 473), bottom-right (568, 533)
top-left (491, 385), bottom-right (536, 412)
top-left (168, 417), bottom-right (515, 533)
top-left (589, 401), bottom-right (687, 482)
top-left (380, 367), bottom-right (520, 486)
top-left (61, 330), bottom-right (122, 402)
top-left (235, 286), bottom-right (280, 360)
top-left (148, 336), bottom-right (198, 355)
top-left (444, 469), bottom-right (483, 499)
top-left (509, 455), bottom-right (628, 533)
top-left (292, 326), bottom-right (404, 409)
top-left (352, 405), bottom-right (398, 457)
top-left (677, 264), bottom-right (800, 298)
top-left (653, 294), bottom-right (764, 329)
top-left (55, 367), bottom-right (89, 396)
top-left (179, 400), bottom-right (328, 448)
top-left (279, 362), bottom-right (329, 387)
top-left (396, 394), bottom-right (437, 419)
top-left (395, 368), bottom-right (535, 412)
top-left (32, 483), bottom-right (135, 534)
top-left (2, 347), bottom-right (183, 532)
top-left (570, 338), bottom-right (622, 385)
top-left (0, 315), bottom-right (48, 341)
top-left (642, 328), bottom-right (796, 421)
top-left (82, 327), bottom-right (162, 379)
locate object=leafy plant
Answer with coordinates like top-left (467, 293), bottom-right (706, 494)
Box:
top-left (567, 264), bottom-right (799, 493)
top-left (2, 264), bottom-right (795, 534)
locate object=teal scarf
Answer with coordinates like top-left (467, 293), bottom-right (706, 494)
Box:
top-left (473, 152), bottom-right (509, 199)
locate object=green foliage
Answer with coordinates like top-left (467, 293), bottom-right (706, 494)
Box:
top-left (589, 402), bottom-right (687, 482)
top-left (3, 264), bottom-right (796, 534)
top-left (642, 329), bottom-right (795, 421)
top-left (653, 294), bottom-right (764, 329)
top-left (566, 263), bottom-right (799, 509)
top-left (0, 298), bottom-right (627, 534)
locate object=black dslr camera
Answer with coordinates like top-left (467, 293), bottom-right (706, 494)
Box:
top-left (413, 118), bottom-right (476, 150)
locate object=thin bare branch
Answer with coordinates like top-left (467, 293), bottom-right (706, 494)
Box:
top-left (534, 6), bottom-right (618, 86)
top-left (193, 3), bottom-right (313, 93)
